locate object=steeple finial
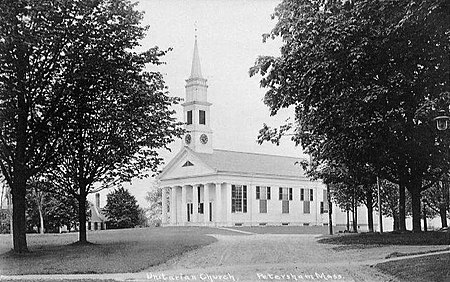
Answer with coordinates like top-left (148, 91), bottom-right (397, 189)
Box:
top-left (194, 21), bottom-right (198, 40)
top-left (189, 25), bottom-right (203, 79)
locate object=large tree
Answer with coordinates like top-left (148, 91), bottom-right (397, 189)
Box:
top-left (1, 0), bottom-right (183, 251)
top-left (45, 0), bottom-right (183, 244)
top-left (0, 0), bottom-right (82, 252)
top-left (251, 0), bottom-right (450, 232)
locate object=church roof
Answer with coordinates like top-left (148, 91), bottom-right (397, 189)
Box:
top-left (193, 149), bottom-right (307, 178)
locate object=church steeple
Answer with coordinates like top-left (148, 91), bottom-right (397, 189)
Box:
top-left (182, 37), bottom-right (213, 154)
top-left (189, 38), bottom-right (203, 79)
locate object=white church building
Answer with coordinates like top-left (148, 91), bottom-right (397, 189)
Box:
top-left (157, 38), bottom-right (375, 229)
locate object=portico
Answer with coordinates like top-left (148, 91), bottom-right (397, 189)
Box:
top-left (162, 182), bottom-right (223, 226)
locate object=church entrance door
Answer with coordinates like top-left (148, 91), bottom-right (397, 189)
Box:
top-left (209, 202), bottom-right (213, 221)
top-left (187, 203), bottom-right (193, 222)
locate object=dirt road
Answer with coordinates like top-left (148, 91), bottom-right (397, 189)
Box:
top-left (145, 233), bottom-right (446, 282)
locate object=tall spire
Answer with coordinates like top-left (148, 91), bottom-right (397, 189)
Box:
top-left (189, 36), bottom-right (203, 79)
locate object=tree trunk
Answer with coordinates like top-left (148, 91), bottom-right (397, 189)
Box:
top-left (439, 204), bottom-right (447, 228)
top-left (352, 197), bottom-right (358, 233)
top-left (78, 186), bottom-right (88, 243)
top-left (422, 201), bottom-right (427, 232)
top-left (366, 190), bottom-right (374, 232)
top-left (38, 204), bottom-right (44, 234)
top-left (12, 180), bottom-right (28, 253)
top-left (366, 189), bottom-right (373, 232)
top-left (367, 205), bottom-right (374, 232)
top-left (11, 44), bottom-right (30, 253)
top-left (398, 183), bottom-right (406, 231)
top-left (393, 212), bottom-right (399, 231)
top-left (346, 209), bottom-right (350, 231)
top-left (408, 181), bottom-right (422, 233)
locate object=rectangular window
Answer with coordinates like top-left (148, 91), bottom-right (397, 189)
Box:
top-left (310, 189), bottom-right (314, 201)
top-left (199, 110), bottom-right (206, 125)
top-left (257, 186), bottom-right (270, 200)
top-left (187, 110), bottom-right (192, 125)
top-left (280, 188), bottom-right (291, 213)
top-left (232, 185), bottom-right (247, 213)
top-left (282, 200), bottom-right (289, 213)
top-left (198, 203), bottom-right (204, 214)
top-left (279, 187), bottom-right (291, 201)
top-left (300, 188), bottom-right (305, 201)
top-left (259, 199), bottom-right (267, 213)
top-left (257, 186), bottom-right (270, 213)
top-left (304, 200), bottom-right (310, 214)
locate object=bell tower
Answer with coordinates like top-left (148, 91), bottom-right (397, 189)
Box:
top-left (182, 37), bottom-right (213, 154)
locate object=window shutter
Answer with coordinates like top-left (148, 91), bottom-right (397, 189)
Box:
top-left (243, 186), bottom-right (247, 213)
top-left (199, 110), bottom-right (206, 125)
top-left (310, 189), bottom-right (314, 201)
top-left (231, 185), bottom-right (235, 213)
top-left (289, 188), bottom-right (293, 200)
top-left (187, 110), bottom-right (193, 125)
top-left (300, 188), bottom-right (304, 201)
top-left (267, 187), bottom-right (271, 200)
top-left (256, 186), bottom-right (260, 200)
top-left (279, 188), bottom-right (282, 200)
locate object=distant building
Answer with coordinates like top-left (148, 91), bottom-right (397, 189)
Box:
top-left (87, 193), bottom-right (107, 231)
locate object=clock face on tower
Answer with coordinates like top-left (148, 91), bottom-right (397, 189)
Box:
top-left (200, 134), bottom-right (208, 144)
top-left (185, 134), bottom-right (191, 145)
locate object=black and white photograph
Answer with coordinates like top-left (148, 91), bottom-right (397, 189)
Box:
top-left (0, 0), bottom-right (449, 281)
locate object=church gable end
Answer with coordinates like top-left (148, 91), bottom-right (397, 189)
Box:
top-left (182, 160), bottom-right (194, 167)
top-left (158, 148), bottom-right (215, 181)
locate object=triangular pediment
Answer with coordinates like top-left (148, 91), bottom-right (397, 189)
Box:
top-left (157, 147), bottom-right (216, 181)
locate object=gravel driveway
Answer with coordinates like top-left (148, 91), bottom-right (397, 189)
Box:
top-left (145, 233), bottom-right (447, 282)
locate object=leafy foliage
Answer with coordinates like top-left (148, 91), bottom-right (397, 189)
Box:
top-left (26, 177), bottom-right (84, 233)
top-left (252, 0), bottom-right (450, 232)
top-left (145, 183), bottom-right (163, 227)
top-left (104, 187), bottom-right (141, 229)
top-left (0, 0), bottom-right (183, 250)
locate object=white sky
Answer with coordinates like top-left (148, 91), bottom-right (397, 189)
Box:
top-left (91, 0), bottom-right (308, 207)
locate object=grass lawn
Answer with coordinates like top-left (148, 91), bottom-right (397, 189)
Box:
top-left (319, 231), bottom-right (450, 282)
top-left (376, 253), bottom-right (450, 282)
top-left (0, 226), bottom-right (244, 275)
top-left (318, 231), bottom-right (450, 245)
top-left (228, 225), bottom-right (347, 234)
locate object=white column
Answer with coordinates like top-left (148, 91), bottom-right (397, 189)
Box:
top-left (162, 187), bottom-right (168, 225)
top-left (181, 185), bottom-right (187, 225)
top-left (204, 184), bottom-right (210, 224)
top-left (171, 187), bottom-right (177, 225)
top-left (193, 184), bottom-right (199, 223)
top-left (225, 183), bottom-right (232, 225)
top-left (248, 184), bottom-right (253, 225)
top-left (215, 183), bottom-right (222, 225)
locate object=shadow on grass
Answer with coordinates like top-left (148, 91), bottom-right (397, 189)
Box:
top-left (0, 227), bottom-right (220, 275)
top-left (376, 253), bottom-right (450, 282)
top-left (318, 231), bottom-right (450, 246)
